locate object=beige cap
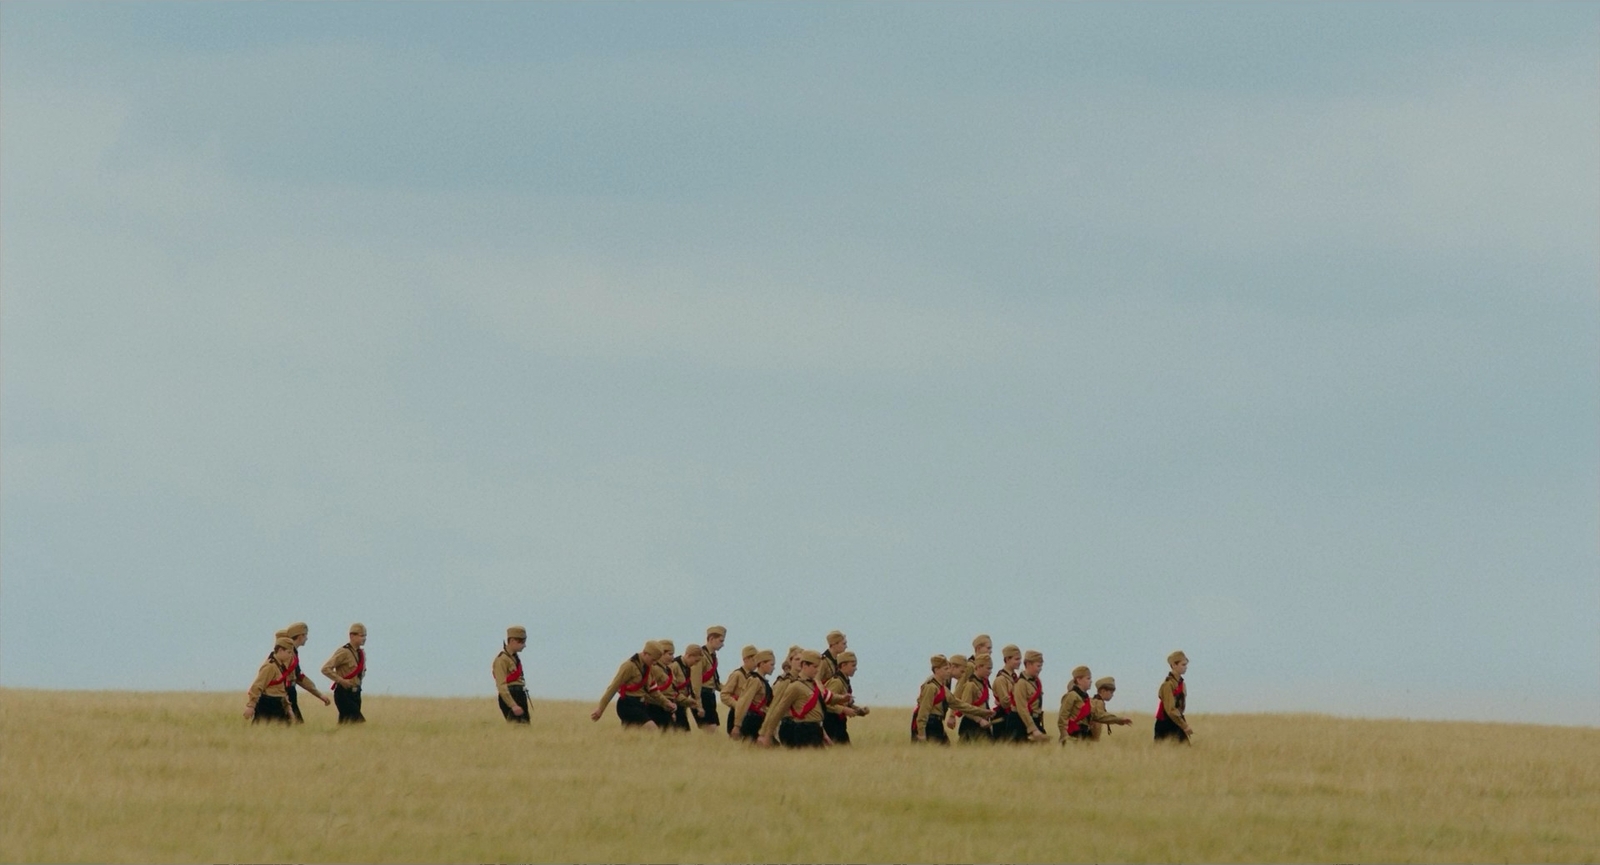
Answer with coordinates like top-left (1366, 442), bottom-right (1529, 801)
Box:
top-left (972, 634), bottom-right (992, 649)
top-left (1024, 650), bottom-right (1044, 664)
top-left (349, 623), bottom-right (366, 636)
top-left (285, 622), bottom-right (308, 638)
top-left (274, 629), bottom-right (290, 639)
top-left (930, 654), bottom-right (949, 670)
top-left (972, 653), bottom-right (993, 668)
top-left (1168, 650), bottom-right (1189, 665)
top-left (949, 654), bottom-right (967, 668)
top-left (643, 641), bottom-right (664, 656)
top-left (506, 626), bottom-right (527, 641)
top-left (1095, 677), bottom-right (1116, 691)
top-left (1002, 644), bottom-right (1022, 660)
top-left (683, 643), bottom-right (703, 659)
top-left (657, 639), bottom-right (675, 655)
top-left (799, 650), bottom-right (823, 665)
top-left (740, 644), bottom-right (758, 660)
top-left (836, 651), bottom-right (857, 664)
top-left (1072, 665), bottom-right (1091, 679)
top-left (273, 636), bottom-right (296, 651)
top-left (706, 625), bottom-right (727, 637)
top-left (787, 645), bottom-right (803, 657)
top-left (754, 649), bottom-right (776, 664)
top-left (825, 630), bottom-right (846, 645)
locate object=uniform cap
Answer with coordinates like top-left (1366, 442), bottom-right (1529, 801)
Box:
top-left (755, 649), bottom-right (776, 664)
top-left (1095, 677), bottom-right (1116, 691)
top-left (1024, 650), bottom-right (1044, 664)
top-left (273, 636), bottom-right (296, 651)
top-left (643, 641), bottom-right (664, 656)
top-left (836, 651), bottom-right (857, 664)
top-left (825, 630), bottom-right (846, 645)
top-left (972, 653), bottom-right (993, 668)
top-left (930, 654), bottom-right (949, 670)
top-left (507, 626), bottom-right (527, 641)
top-left (799, 650), bottom-right (823, 665)
top-left (285, 622), bottom-right (309, 638)
top-left (1002, 644), bottom-right (1022, 659)
top-left (972, 634), bottom-right (992, 649)
top-left (740, 644), bottom-right (759, 660)
top-left (657, 639), bottom-right (675, 654)
top-left (684, 643), bottom-right (703, 659)
top-left (949, 654), bottom-right (968, 668)
top-left (787, 645), bottom-right (803, 657)
top-left (275, 629), bottom-right (290, 639)
top-left (706, 625), bottom-right (727, 638)
top-left (349, 623), bottom-right (366, 636)
top-left (1167, 650), bottom-right (1189, 665)
top-left (1071, 665), bottom-right (1091, 679)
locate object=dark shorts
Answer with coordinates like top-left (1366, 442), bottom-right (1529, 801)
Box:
top-left (498, 686), bottom-right (529, 724)
top-left (739, 711), bottom-right (765, 740)
top-left (822, 712), bottom-right (849, 744)
top-left (617, 695), bottom-right (650, 727)
top-left (699, 688), bottom-right (720, 728)
top-left (645, 701), bottom-right (674, 730)
top-left (334, 686), bottom-right (365, 724)
top-left (1154, 717), bottom-right (1189, 743)
top-left (672, 704), bottom-right (692, 731)
top-left (912, 714), bottom-right (949, 744)
top-left (958, 716), bottom-right (990, 742)
top-left (286, 685), bottom-right (304, 723)
top-left (782, 720), bottom-right (826, 748)
top-left (252, 695), bottom-right (292, 725)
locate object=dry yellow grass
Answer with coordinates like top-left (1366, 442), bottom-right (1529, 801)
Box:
top-left (1, 688), bottom-right (1596, 863)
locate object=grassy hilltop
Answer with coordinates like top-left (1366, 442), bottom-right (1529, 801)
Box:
top-left (2, 688), bottom-right (1596, 863)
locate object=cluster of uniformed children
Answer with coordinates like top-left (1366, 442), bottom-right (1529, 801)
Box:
top-left (243, 622), bottom-right (368, 725)
top-left (574, 628), bottom-right (1194, 747)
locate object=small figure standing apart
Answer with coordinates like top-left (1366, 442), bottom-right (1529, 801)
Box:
top-left (493, 626), bottom-right (530, 724)
top-left (1011, 650), bottom-right (1049, 742)
top-left (954, 654), bottom-right (995, 743)
top-left (732, 649), bottom-right (776, 740)
top-left (1089, 677), bottom-right (1133, 740)
top-left (592, 641), bottom-right (667, 728)
top-left (821, 650), bottom-right (868, 744)
top-left (992, 644), bottom-right (1022, 741)
top-left (320, 623), bottom-right (368, 724)
top-left (757, 650), bottom-right (853, 748)
top-left (1154, 650), bottom-right (1193, 743)
top-left (721, 645), bottom-right (758, 736)
top-left (695, 626), bottom-right (727, 732)
top-left (245, 637), bottom-right (298, 725)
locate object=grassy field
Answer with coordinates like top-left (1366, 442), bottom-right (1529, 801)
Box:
top-left (2, 688), bottom-right (1597, 864)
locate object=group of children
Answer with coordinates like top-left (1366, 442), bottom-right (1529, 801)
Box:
top-left (243, 621), bottom-right (368, 724)
top-left (578, 628), bottom-right (1194, 747)
top-left (243, 622), bottom-right (1193, 748)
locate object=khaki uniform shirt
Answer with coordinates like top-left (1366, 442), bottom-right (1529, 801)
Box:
top-left (689, 653), bottom-right (717, 696)
top-left (1013, 674), bottom-right (1045, 735)
top-left (274, 648), bottom-right (324, 699)
top-left (670, 659), bottom-right (699, 710)
top-left (733, 673), bottom-right (773, 730)
top-left (1090, 697), bottom-right (1129, 740)
top-left (649, 661), bottom-right (678, 710)
top-left (953, 676), bottom-right (991, 720)
top-left (1158, 673), bottom-right (1189, 730)
top-left (823, 672), bottom-right (854, 717)
top-left (246, 659), bottom-right (291, 710)
top-left (321, 644), bottom-right (366, 691)
top-left (817, 651), bottom-right (839, 688)
top-left (757, 678), bottom-right (851, 739)
top-left (1058, 687), bottom-right (1092, 742)
top-left (599, 655), bottom-right (671, 710)
top-left (492, 649), bottom-right (525, 704)
top-left (914, 677), bottom-right (992, 732)
top-left (721, 666), bottom-right (751, 709)
top-left (993, 668), bottom-right (1018, 713)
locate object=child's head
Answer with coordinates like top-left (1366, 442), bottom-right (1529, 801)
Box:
top-left (1167, 650), bottom-right (1189, 676)
top-left (271, 636), bottom-right (295, 665)
top-left (704, 626), bottom-right (727, 652)
top-left (1072, 665), bottom-right (1092, 691)
top-left (348, 623), bottom-right (367, 648)
top-left (972, 654), bottom-right (993, 679)
top-left (837, 651), bottom-right (858, 678)
top-left (1003, 645), bottom-right (1022, 672)
top-left (1095, 677), bottom-right (1116, 702)
top-left (1024, 650), bottom-right (1044, 676)
top-left (972, 634), bottom-right (993, 656)
top-left (755, 649), bottom-right (776, 675)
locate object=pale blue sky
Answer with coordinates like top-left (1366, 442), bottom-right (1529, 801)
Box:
top-left (2, 2), bottom-right (1596, 723)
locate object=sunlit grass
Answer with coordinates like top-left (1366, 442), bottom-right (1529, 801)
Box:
top-left (2, 689), bottom-right (1596, 863)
